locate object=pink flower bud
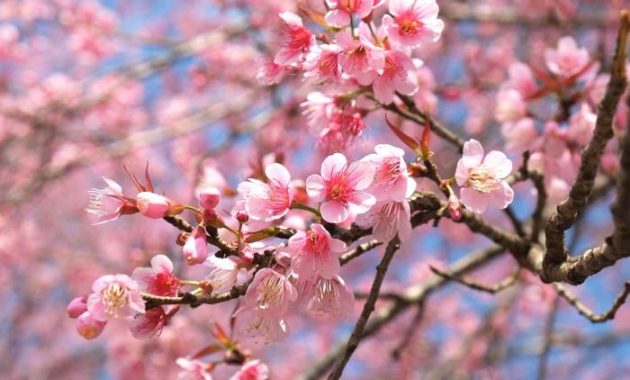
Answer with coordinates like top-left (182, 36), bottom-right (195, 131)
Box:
top-left (198, 187), bottom-right (221, 210)
top-left (67, 295), bottom-right (88, 318)
top-left (76, 312), bottom-right (107, 340)
top-left (236, 211), bottom-right (249, 224)
top-left (183, 226), bottom-right (209, 265)
top-left (136, 192), bottom-right (171, 218)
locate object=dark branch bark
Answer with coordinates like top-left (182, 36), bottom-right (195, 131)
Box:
top-left (542, 11), bottom-right (630, 284)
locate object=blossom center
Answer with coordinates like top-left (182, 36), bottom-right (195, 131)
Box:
top-left (467, 168), bottom-right (500, 193)
top-left (103, 283), bottom-right (128, 316)
top-left (258, 276), bottom-right (284, 310)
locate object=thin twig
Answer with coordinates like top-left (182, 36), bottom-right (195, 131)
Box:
top-left (536, 295), bottom-right (560, 380)
top-left (429, 266), bottom-right (520, 294)
top-left (554, 282), bottom-right (630, 323)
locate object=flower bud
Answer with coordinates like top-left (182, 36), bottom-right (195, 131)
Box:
top-left (183, 226), bottom-right (209, 265)
top-left (198, 187), bottom-right (221, 210)
top-left (67, 295), bottom-right (88, 318)
top-left (136, 192), bottom-right (171, 218)
top-left (236, 211), bottom-right (249, 224)
top-left (76, 312), bottom-right (107, 340)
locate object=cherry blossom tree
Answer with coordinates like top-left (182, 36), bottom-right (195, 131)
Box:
top-left (3, 1), bottom-right (630, 379)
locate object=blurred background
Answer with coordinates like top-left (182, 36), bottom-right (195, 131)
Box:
top-left (1, 0), bottom-right (630, 379)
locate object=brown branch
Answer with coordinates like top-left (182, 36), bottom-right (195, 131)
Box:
top-left (542, 11), bottom-right (630, 284)
top-left (339, 240), bottom-right (383, 265)
top-left (429, 266), bottom-right (520, 294)
top-left (554, 282), bottom-right (630, 323)
top-left (327, 237), bottom-right (401, 380)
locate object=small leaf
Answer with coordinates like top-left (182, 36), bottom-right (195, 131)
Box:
top-left (385, 116), bottom-right (421, 154)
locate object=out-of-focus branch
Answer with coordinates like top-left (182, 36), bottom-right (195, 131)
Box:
top-left (429, 266), bottom-right (520, 294)
top-left (541, 11), bottom-right (630, 284)
top-left (5, 92), bottom-right (256, 204)
top-left (298, 245), bottom-right (506, 380)
top-left (327, 238), bottom-right (401, 380)
top-left (441, 3), bottom-right (615, 27)
top-left (536, 295), bottom-right (560, 380)
top-left (554, 282), bottom-right (630, 323)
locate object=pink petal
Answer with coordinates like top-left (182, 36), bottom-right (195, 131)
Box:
top-left (305, 174), bottom-right (326, 200)
top-left (321, 153), bottom-right (348, 180)
top-left (373, 77), bottom-right (395, 104)
top-left (151, 254), bottom-right (173, 274)
top-left (462, 139), bottom-right (484, 168)
top-left (324, 9), bottom-right (351, 28)
top-left (348, 191), bottom-right (376, 214)
top-left (320, 200), bottom-right (349, 223)
top-left (483, 151), bottom-right (513, 179)
top-left (460, 187), bottom-right (488, 214)
top-left (346, 161), bottom-right (375, 190)
top-left (488, 182), bottom-right (515, 210)
top-left (265, 163), bottom-right (291, 186)
top-left (454, 159), bottom-right (470, 187)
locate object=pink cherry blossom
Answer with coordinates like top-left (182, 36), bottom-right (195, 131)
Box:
top-left (238, 163), bottom-right (293, 222)
top-left (568, 102), bottom-right (596, 146)
top-left (544, 36), bottom-right (590, 78)
top-left (274, 12), bottom-right (314, 67)
top-left (506, 62), bottom-right (537, 98)
top-left (304, 275), bottom-right (354, 321)
top-left (501, 117), bottom-right (539, 152)
top-left (85, 177), bottom-right (128, 224)
top-left (132, 254), bottom-right (180, 297)
top-left (495, 88), bottom-right (527, 123)
top-left (455, 139), bottom-right (514, 214)
top-left (229, 360), bottom-right (270, 380)
top-left (128, 306), bottom-right (168, 339)
top-left (204, 255), bottom-right (241, 294)
top-left (302, 92), bottom-right (368, 152)
top-left (288, 223), bottom-right (346, 280)
top-left (306, 153), bottom-right (376, 223)
top-left (324, 0), bottom-right (374, 28)
top-left (362, 143), bottom-right (416, 202)
top-left (86, 274), bottom-right (145, 321)
top-left (304, 44), bottom-right (341, 81)
top-left (256, 57), bottom-right (286, 85)
top-left (75, 311), bottom-right (107, 340)
top-left (336, 24), bottom-right (384, 83)
top-left (243, 269), bottom-right (297, 317)
top-left (356, 200), bottom-right (412, 241)
top-left (176, 358), bottom-right (213, 380)
top-left (136, 191), bottom-right (171, 218)
top-left (183, 226), bottom-right (209, 265)
top-left (235, 307), bottom-right (290, 347)
top-left (382, 0), bottom-right (444, 48)
top-left (372, 50), bottom-right (418, 104)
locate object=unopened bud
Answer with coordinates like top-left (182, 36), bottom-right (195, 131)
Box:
top-left (136, 192), bottom-right (171, 218)
top-left (198, 187), bottom-right (221, 210)
top-left (236, 211), bottom-right (249, 224)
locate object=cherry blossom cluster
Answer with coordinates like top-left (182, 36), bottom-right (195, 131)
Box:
top-left (259, 0), bottom-right (444, 152)
top-left (496, 36), bottom-right (617, 202)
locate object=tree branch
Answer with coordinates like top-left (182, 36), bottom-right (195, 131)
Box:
top-left (542, 10), bottom-right (630, 284)
top-left (327, 237), bottom-right (401, 380)
top-left (554, 282), bottom-right (630, 323)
